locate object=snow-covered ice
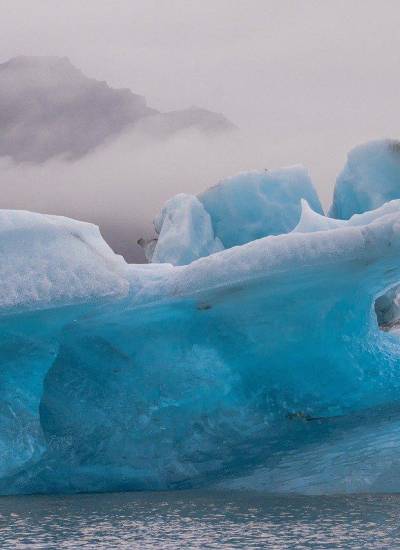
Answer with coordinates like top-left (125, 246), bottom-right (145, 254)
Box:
top-left (0, 209), bottom-right (129, 310)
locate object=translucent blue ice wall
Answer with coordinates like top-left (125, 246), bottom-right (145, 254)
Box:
top-left (199, 165), bottom-right (323, 248)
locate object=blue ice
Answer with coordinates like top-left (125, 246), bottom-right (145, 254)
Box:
top-left (149, 165), bottom-right (323, 265)
top-left (2, 141), bottom-right (400, 496)
top-left (329, 139), bottom-right (400, 219)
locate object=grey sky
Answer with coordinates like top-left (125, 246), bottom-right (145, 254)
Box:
top-left (2, 1), bottom-right (399, 126)
top-left (0, 0), bottom-right (399, 259)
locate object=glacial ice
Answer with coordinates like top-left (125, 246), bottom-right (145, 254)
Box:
top-left (0, 209), bottom-right (129, 310)
top-left (3, 142), bottom-right (400, 496)
top-left (198, 166), bottom-right (323, 248)
top-left (329, 139), bottom-right (400, 219)
top-left (148, 165), bottom-right (323, 264)
top-left (151, 194), bottom-right (224, 266)
top-left (327, 139), bottom-right (400, 328)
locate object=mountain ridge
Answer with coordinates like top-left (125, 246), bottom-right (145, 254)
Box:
top-left (0, 56), bottom-right (235, 163)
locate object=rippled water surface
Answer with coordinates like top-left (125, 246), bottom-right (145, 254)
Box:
top-left (1, 491), bottom-right (400, 548)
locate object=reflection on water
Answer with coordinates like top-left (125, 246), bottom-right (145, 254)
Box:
top-left (1, 490), bottom-right (400, 549)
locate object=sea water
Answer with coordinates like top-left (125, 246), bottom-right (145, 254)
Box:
top-left (1, 491), bottom-right (400, 549)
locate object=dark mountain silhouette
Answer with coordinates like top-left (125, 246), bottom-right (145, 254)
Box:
top-left (0, 56), bottom-right (235, 163)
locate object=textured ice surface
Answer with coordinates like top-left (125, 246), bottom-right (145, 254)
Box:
top-left (2, 192), bottom-right (400, 495)
top-left (0, 210), bottom-right (130, 482)
top-left (198, 165), bottom-right (323, 248)
top-left (148, 165), bottom-right (323, 265)
top-left (329, 139), bottom-right (400, 219)
top-left (295, 198), bottom-right (400, 329)
top-left (0, 209), bottom-right (129, 310)
top-left (328, 139), bottom-right (400, 328)
top-left (151, 194), bottom-right (224, 265)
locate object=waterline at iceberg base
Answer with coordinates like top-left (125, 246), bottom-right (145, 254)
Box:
top-left (3, 139), bottom-right (400, 496)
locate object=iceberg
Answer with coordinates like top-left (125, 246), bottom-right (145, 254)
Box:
top-left (3, 142), bottom-right (400, 496)
top-left (0, 210), bottom-right (129, 482)
top-left (329, 139), bottom-right (400, 219)
top-left (151, 194), bottom-right (224, 266)
top-left (198, 165), bottom-right (323, 248)
top-left (327, 139), bottom-right (400, 328)
top-left (147, 165), bottom-right (323, 265)
top-left (0, 209), bottom-right (129, 310)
